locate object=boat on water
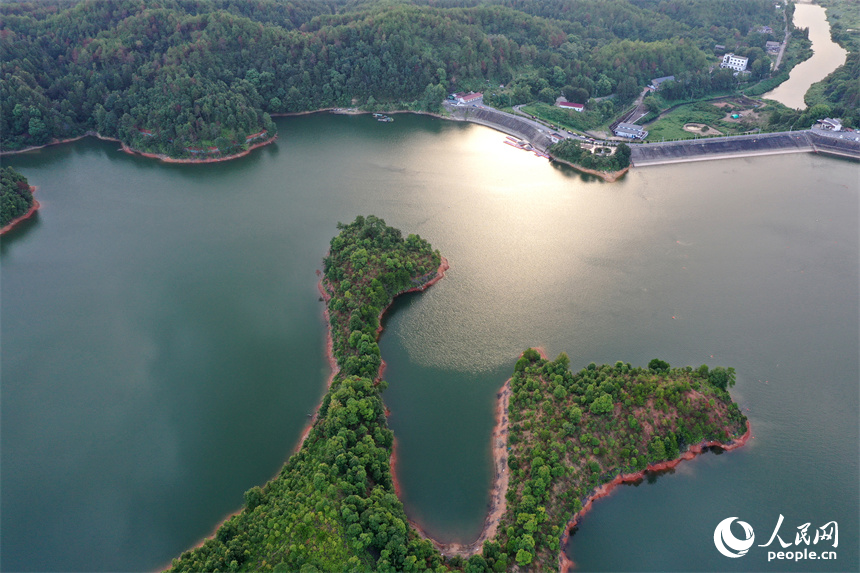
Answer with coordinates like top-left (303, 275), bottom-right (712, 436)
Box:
top-left (376, 114), bottom-right (393, 122)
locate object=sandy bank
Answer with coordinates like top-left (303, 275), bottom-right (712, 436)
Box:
top-left (1, 186), bottom-right (40, 235)
top-left (558, 420), bottom-right (753, 572)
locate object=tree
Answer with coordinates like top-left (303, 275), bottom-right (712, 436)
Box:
top-left (563, 86), bottom-right (589, 104)
top-left (589, 393), bottom-right (613, 415)
top-left (648, 358), bottom-right (670, 372)
top-left (538, 87), bottom-right (557, 104)
top-left (708, 366), bottom-right (736, 390)
top-left (617, 77), bottom-right (640, 103)
top-left (515, 549), bottom-right (533, 566)
top-left (244, 486), bottom-right (264, 510)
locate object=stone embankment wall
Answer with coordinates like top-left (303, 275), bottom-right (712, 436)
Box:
top-left (449, 106), bottom-right (554, 151)
top-left (808, 130), bottom-right (860, 159)
top-left (631, 130), bottom-right (860, 166)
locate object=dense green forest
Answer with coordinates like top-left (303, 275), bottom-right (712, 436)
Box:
top-left (0, 166), bottom-right (35, 227)
top-left (166, 216), bottom-right (446, 572)
top-left (165, 216), bottom-right (748, 572)
top-left (2, 0), bottom-right (788, 157)
top-left (492, 351), bottom-right (748, 569)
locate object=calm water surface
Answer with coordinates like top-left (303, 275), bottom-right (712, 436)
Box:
top-left (2, 114), bottom-right (858, 571)
top-left (763, 1), bottom-right (848, 109)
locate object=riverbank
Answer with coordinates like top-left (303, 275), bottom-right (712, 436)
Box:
top-left (549, 156), bottom-right (631, 182)
top-left (557, 420), bottom-right (753, 573)
top-left (1, 131), bottom-right (277, 164)
top-left (0, 186), bottom-right (39, 235)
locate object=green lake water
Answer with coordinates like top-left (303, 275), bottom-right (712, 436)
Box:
top-left (2, 113), bottom-right (857, 571)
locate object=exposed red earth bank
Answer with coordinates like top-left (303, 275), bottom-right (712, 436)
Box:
top-left (558, 420), bottom-right (753, 572)
top-left (0, 186), bottom-right (39, 235)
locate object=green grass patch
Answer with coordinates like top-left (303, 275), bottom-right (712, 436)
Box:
top-left (521, 102), bottom-right (611, 133)
top-left (643, 102), bottom-right (727, 141)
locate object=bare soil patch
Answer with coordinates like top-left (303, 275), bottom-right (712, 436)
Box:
top-left (683, 123), bottom-right (724, 135)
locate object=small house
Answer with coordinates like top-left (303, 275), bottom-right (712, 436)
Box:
top-left (649, 75), bottom-right (675, 90)
top-left (614, 123), bottom-right (647, 139)
top-left (558, 101), bottom-right (585, 112)
top-left (815, 118), bottom-right (842, 131)
top-left (454, 92), bottom-right (483, 104)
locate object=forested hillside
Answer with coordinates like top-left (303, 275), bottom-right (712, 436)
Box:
top-left (2, 0), bottom-right (785, 158)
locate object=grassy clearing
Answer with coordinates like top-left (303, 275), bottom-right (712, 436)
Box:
top-left (643, 98), bottom-right (771, 141)
top-left (520, 102), bottom-right (612, 133)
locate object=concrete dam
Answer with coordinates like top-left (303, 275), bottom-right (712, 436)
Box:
top-left (630, 130), bottom-right (860, 166)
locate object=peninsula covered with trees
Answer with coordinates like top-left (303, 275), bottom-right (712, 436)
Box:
top-left (165, 216), bottom-right (749, 572)
top-left (3, 0), bottom-right (826, 160)
top-left (491, 351), bottom-right (748, 570)
top-left (166, 216), bottom-right (446, 572)
top-left (1, 166), bottom-right (36, 231)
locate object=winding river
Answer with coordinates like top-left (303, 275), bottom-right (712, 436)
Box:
top-left (763, 1), bottom-right (848, 109)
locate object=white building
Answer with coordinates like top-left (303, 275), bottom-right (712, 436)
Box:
top-left (815, 118), bottom-right (842, 131)
top-left (614, 123), bottom-right (647, 139)
top-left (720, 53), bottom-right (749, 72)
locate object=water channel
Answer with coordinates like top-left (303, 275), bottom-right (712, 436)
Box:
top-left (1, 114), bottom-right (857, 572)
top-left (763, 1), bottom-right (848, 109)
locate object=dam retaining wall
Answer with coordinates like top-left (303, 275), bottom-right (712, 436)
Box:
top-left (631, 130), bottom-right (860, 166)
top-left (449, 106), bottom-right (555, 151)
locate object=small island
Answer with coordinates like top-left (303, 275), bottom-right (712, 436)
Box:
top-left (165, 216), bottom-right (749, 573)
top-left (1, 166), bottom-right (38, 234)
top-left (548, 140), bottom-right (632, 182)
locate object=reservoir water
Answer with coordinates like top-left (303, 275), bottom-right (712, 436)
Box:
top-left (2, 114), bottom-right (858, 571)
top-left (763, 1), bottom-right (848, 109)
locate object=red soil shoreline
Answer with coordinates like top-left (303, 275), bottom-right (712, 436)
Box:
top-left (120, 136), bottom-right (276, 164)
top-left (558, 419), bottom-right (753, 572)
top-left (391, 347), bottom-right (547, 558)
top-left (1, 131), bottom-right (276, 164)
top-left (549, 155), bottom-right (631, 182)
top-left (154, 275), bottom-right (341, 573)
top-left (295, 255), bottom-right (449, 455)
top-left (0, 186), bottom-right (39, 235)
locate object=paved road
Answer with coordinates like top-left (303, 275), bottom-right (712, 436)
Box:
top-left (773, 8), bottom-right (790, 71)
